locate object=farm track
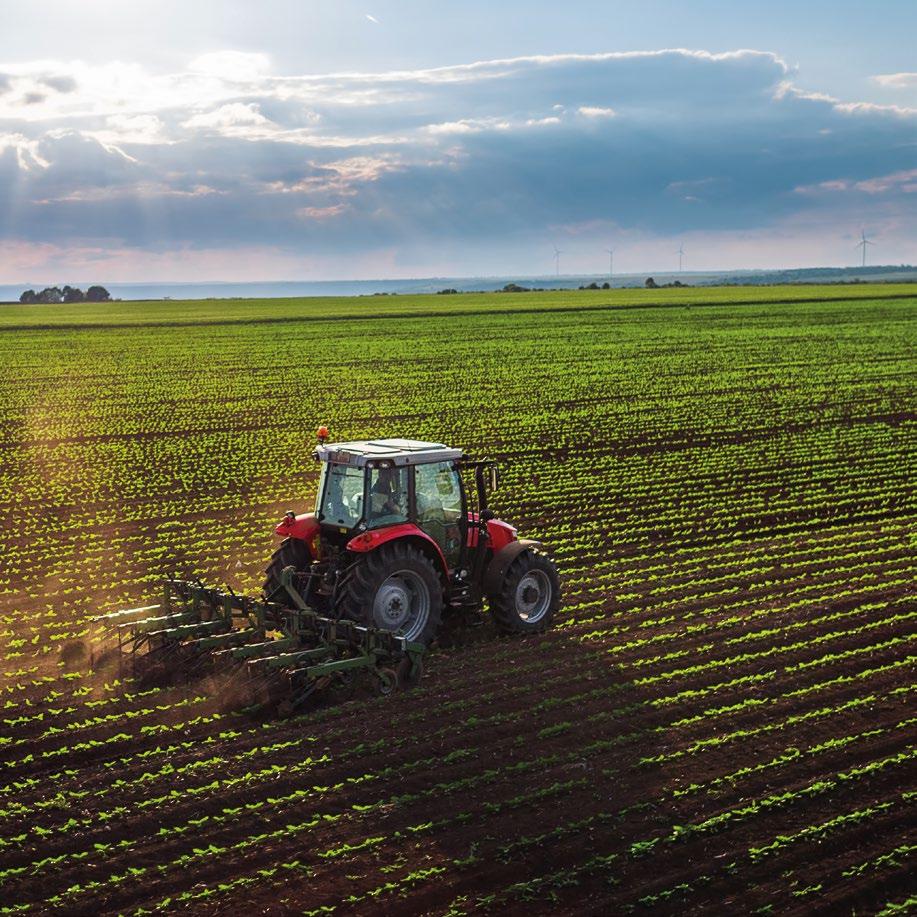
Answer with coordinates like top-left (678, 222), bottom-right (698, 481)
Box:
top-left (0, 288), bottom-right (914, 914)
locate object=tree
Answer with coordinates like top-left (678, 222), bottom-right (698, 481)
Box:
top-left (85, 285), bottom-right (111, 302)
top-left (645, 277), bottom-right (658, 289)
top-left (62, 285), bottom-right (85, 303)
top-left (38, 286), bottom-right (63, 303)
top-left (19, 290), bottom-right (38, 304)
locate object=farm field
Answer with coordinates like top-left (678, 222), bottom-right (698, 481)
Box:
top-left (0, 284), bottom-right (915, 915)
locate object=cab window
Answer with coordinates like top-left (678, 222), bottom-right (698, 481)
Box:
top-left (318, 463), bottom-right (365, 528)
top-left (415, 462), bottom-right (463, 564)
top-left (367, 465), bottom-right (409, 528)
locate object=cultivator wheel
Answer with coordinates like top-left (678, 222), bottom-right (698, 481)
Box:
top-left (396, 652), bottom-right (423, 688)
top-left (375, 667), bottom-right (398, 696)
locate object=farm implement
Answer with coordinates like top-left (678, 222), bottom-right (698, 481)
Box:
top-left (101, 431), bottom-right (560, 710)
top-left (103, 571), bottom-right (425, 713)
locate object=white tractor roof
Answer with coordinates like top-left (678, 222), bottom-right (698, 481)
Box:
top-left (315, 438), bottom-right (464, 467)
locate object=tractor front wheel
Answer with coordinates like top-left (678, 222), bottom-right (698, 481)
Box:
top-left (490, 550), bottom-right (560, 635)
top-left (335, 542), bottom-right (443, 645)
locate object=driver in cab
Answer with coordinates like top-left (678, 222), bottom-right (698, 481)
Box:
top-left (370, 466), bottom-right (404, 519)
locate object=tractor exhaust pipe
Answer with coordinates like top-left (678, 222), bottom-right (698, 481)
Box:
top-left (474, 460), bottom-right (498, 519)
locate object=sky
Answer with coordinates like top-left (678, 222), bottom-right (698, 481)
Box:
top-left (1, 0), bottom-right (915, 282)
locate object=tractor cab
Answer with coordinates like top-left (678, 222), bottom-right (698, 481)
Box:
top-left (309, 437), bottom-right (511, 573)
top-left (315, 438), bottom-right (468, 565)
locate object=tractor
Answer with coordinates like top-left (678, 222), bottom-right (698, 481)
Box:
top-left (266, 430), bottom-right (560, 643)
top-left (102, 430), bottom-right (559, 707)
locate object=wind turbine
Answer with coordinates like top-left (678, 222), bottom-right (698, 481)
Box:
top-left (605, 248), bottom-right (614, 279)
top-left (855, 230), bottom-right (874, 268)
top-left (677, 244), bottom-right (686, 273)
top-left (553, 246), bottom-right (562, 278)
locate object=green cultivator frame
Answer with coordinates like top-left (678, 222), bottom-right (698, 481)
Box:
top-left (101, 570), bottom-right (426, 713)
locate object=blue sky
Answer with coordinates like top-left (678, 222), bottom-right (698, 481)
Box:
top-left (1, 0), bottom-right (915, 281)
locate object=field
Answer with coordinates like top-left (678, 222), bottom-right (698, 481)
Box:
top-left (0, 284), bottom-right (915, 915)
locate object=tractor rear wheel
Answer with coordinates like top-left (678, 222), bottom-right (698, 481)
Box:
top-left (335, 542), bottom-right (443, 645)
top-left (490, 550), bottom-right (559, 634)
top-left (262, 537), bottom-right (312, 600)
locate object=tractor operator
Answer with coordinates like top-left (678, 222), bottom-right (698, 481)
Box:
top-left (370, 466), bottom-right (404, 519)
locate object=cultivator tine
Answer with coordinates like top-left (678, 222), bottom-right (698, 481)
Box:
top-left (97, 604), bottom-right (161, 624)
top-left (182, 628), bottom-right (261, 652)
top-left (116, 609), bottom-right (198, 634)
top-left (217, 653), bottom-right (285, 709)
top-left (146, 618), bottom-right (229, 641)
top-left (220, 636), bottom-right (300, 661)
top-left (246, 646), bottom-right (333, 672)
top-left (129, 638), bottom-right (197, 684)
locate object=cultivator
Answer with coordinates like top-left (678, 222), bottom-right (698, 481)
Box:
top-left (100, 569), bottom-right (425, 713)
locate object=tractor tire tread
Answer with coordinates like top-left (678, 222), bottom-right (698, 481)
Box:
top-left (334, 542), bottom-right (443, 646)
top-left (262, 538), bottom-right (312, 599)
top-left (490, 549), bottom-right (560, 635)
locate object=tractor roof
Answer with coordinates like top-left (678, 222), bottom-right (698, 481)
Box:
top-left (315, 438), bottom-right (463, 467)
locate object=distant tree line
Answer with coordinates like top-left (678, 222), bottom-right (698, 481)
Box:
top-left (645, 278), bottom-right (688, 289)
top-left (19, 285), bottom-right (110, 304)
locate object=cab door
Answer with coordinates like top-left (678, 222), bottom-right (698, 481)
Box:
top-left (413, 461), bottom-right (465, 569)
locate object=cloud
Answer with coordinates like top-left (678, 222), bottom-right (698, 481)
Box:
top-left (834, 100), bottom-right (917, 116)
top-left (297, 203), bottom-right (349, 219)
top-left (872, 72), bottom-right (917, 89)
top-left (183, 102), bottom-right (274, 132)
top-left (40, 74), bottom-right (78, 93)
top-left (795, 169), bottom-right (917, 196)
top-left (74, 114), bottom-right (170, 149)
top-left (0, 132), bottom-right (49, 169)
top-left (577, 106), bottom-right (616, 118)
top-left (0, 48), bottom-right (915, 279)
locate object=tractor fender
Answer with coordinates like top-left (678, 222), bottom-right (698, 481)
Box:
top-left (347, 524), bottom-right (449, 577)
top-left (275, 512), bottom-right (320, 543)
top-left (484, 539), bottom-right (544, 598)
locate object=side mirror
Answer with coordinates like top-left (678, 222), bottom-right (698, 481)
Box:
top-left (488, 465), bottom-right (499, 491)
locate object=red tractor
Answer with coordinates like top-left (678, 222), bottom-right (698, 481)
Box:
top-left (265, 431), bottom-right (560, 645)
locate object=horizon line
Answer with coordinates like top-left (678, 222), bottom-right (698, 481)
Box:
top-left (4, 264), bottom-right (915, 289)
